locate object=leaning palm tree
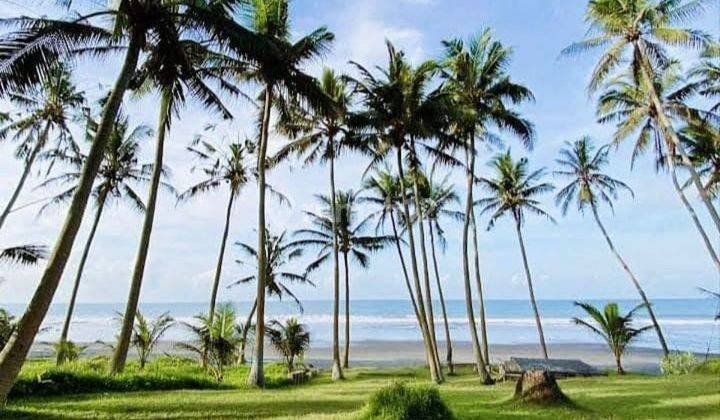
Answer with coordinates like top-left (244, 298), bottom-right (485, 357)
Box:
top-left (36, 112), bottom-right (156, 364)
top-left (573, 302), bottom-right (652, 374)
top-left (563, 0), bottom-right (719, 234)
top-left (229, 229), bottom-right (316, 364)
top-left (238, 0), bottom-right (334, 387)
top-left (555, 136), bottom-right (669, 356)
top-left (477, 151), bottom-right (555, 360)
top-left (296, 191), bottom-right (391, 369)
top-left (274, 68), bottom-right (356, 379)
top-left (0, 63), bottom-right (85, 231)
top-left (440, 30), bottom-right (535, 378)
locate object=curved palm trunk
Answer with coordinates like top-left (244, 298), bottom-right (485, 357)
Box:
top-left (0, 32), bottom-right (143, 404)
top-left (395, 147), bottom-right (441, 383)
top-left (0, 122), bottom-right (51, 232)
top-left (470, 207), bottom-right (490, 365)
top-left (461, 144), bottom-right (492, 383)
top-left (247, 87), bottom-right (273, 387)
top-left (111, 90), bottom-right (171, 375)
top-left (390, 210), bottom-right (422, 322)
top-left (590, 203), bottom-right (670, 356)
top-left (428, 221), bottom-right (453, 374)
top-left (342, 251), bottom-right (350, 369)
top-left (329, 146), bottom-right (343, 380)
top-left (57, 190), bottom-right (109, 365)
top-left (513, 214), bottom-right (549, 360)
top-left (239, 298), bottom-right (258, 364)
top-left (208, 189), bottom-right (236, 321)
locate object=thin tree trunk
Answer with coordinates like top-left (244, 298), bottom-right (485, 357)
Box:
top-left (615, 352), bottom-right (624, 375)
top-left (390, 210), bottom-right (422, 323)
top-left (208, 190), bottom-right (236, 321)
top-left (513, 214), bottom-right (549, 360)
top-left (0, 122), bottom-right (51, 232)
top-left (329, 144), bottom-right (343, 380)
top-left (240, 299), bottom-right (258, 365)
top-left (0, 31), bottom-right (143, 405)
top-left (590, 203), bottom-right (670, 356)
top-left (461, 143), bottom-right (492, 383)
top-left (57, 189), bottom-right (109, 365)
top-left (111, 89), bottom-right (171, 375)
top-left (395, 147), bottom-right (441, 383)
top-left (342, 251), bottom-right (350, 369)
top-left (470, 206), bottom-right (490, 365)
top-left (247, 87), bottom-right (273, 387)
top-left (428, 221), bottom-right (453, 375)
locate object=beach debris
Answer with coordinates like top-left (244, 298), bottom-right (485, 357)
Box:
top-left (500, 357), bottom-right (599, 380)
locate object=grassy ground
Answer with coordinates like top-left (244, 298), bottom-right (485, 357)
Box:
top-left (2, 359), bottom-right (719, 419)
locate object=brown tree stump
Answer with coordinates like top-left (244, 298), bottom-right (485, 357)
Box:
top-left (514, 370), bottom-right (568, 404)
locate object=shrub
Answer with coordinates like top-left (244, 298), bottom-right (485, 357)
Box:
top-left (53, 340), bottom-right (87, 364)
top-left (693, 358), bottom-right (720, 375)
top-left (362, 382), bottom-right (453, 420)
top-left (661, 352), bottom-right (699, 375)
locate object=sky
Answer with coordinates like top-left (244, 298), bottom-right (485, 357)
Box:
top-left (1, 0), bottom-right (720, 305)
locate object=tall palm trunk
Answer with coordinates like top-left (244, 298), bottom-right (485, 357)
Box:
top-left (470, 206), bottom-right (490, 365)
top-left (111, 89), bottom-right (171, 375)
top-left (342, 251), bottom-right (350, 369)
top-left (513, 214), bottom-right (549, 360)
top-left (590, 203), bottom-right (670, 356)
top-left (0, 31), bottom-right (143, 404)
top-left (239, 298), bottom-right (258, 364)
top-left (247, 87), bottom-right (273, 387)
top-left (390, 210), bottom-right (422, 323)
top-left (208, 189), bottom-right (236, 321)
top-left (395, 147), bottom-right (441, 383)
top-left (57, 189), bottom-right (109, 365)
top-left (328, 143), bottom-right (343, 380)
top-left (0, 122), bottom-right (51, 232)
top-left (461, 143), bottom-right (492, 383)
top-left (427, 221), bottom-right (453, 374)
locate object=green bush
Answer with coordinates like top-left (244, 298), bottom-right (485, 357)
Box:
top-left (362, 382), bottom-right (453, 420)
top-left (661, 352), bottom-right (699, 375)
top-left (693, 358), bottom-right (720, 375)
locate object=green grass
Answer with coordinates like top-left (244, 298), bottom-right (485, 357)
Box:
top-left (2, 359), bottom-right (719, 419)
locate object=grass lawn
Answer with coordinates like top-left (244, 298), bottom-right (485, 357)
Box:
top-left (1, 359), bottom-right (718, 419)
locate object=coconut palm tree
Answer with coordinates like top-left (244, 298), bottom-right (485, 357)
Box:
top-left (564, 0), bottom-right (719, 234)
top-left (440, 30), bottom-right (535, 377)
top-left (266, 317), bottom-right (310, 372)
top-left (0, 63), bottom-right (85, 231)
top-left (131, 311), bottom-right (174, 369)
top-left (680, 123), bottom-right (720, 198)
top-left (555, 136), bottom-right (669, 356)
top-left (237, 0), bottom-right (334, 387)
top-left (273, 67), bottom-right (356, 379)
top-left (477, 151), bottom-right (555, 360)
top-left (0, 246), bottom-right (46, 267)
top-left (36, 112), bottom-right (156, 364)
top-left (573, 302), bottom-right (652, 374)
top-left (296, 191), bottom-right (392, 369)
top-left (687, 44), bottom-right (719, 112)
top-left (229, 229), bottom-right (316, 364)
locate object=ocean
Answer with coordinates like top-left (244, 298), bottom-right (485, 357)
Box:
top-left (5, 298), bottom-right (719, 354)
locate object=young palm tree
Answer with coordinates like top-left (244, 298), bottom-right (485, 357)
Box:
top-left (238, 0), bottom-right (334, 387)
top-left (131, 311), bottom-right (174, 369)
top-left (564, 0), bottom-right (719, 234)
top-left (296, 191), bottom-right (391, 369)
top-left (573, 302), bottom-right (652, 374)
top-left (229, 229), bottom-right (315, 364)
top-left (0, 63), bottom-right (85, 231)
top-left (441, 30), bottom-right (535, 378)
top-left (178, 127), bottom-right (254, 323)
top-left (36, 113), bottom-right (156, 364)
top-left (274, 68), bottom-right (355, 379)
top-left (555, 136), bottom-right (669, 356)
top-left (477, 151), bottom-right (555, 360)
top-left (266, 317), bottom-right (310, 372)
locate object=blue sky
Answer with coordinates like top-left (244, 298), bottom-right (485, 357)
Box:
top-left (1, 0), bottom-right (719, 304)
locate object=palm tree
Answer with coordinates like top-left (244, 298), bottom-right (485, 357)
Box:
top-left (266, 317), bottom-right (310, 372)
top-left (229, 229), bottom-right (316, 364)
top-left (573, 302), bottom-right (652, 374)
top-left (0, 63), bottom-right (85, 231)
top-left (689, 45), bottom-right (720, 113)
top-left (0, 246), bottom-right (46, 267)
top-left (296, 191), bottom-right (391, 369)
top-left (555, 136), bottom-right (669, 356)
top-left (441, 30), bottom-right (535, 378)
top-left (131, 311), bottom-right (175, 369)
top-left (36, 112), bottom-right (156, 364)
top-left (238, 0), bottom-right (334, 387)
top-left (477, 151), bottom-right (555, 360)
top-left (564, 0), bottom-right (719, 235)
top-left (178, 127), bottom-right (254, 323)
top-left (274, 68), bottom-right (355, 379)
top-left (680, 123), bottom-right (720, 198)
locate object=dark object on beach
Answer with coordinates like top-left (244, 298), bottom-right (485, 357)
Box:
top-left (500, 357), bottom-right (599, 380)
top-left (513, 370), bottom-right (569, 404)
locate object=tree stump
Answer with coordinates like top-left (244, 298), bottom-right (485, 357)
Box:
top-left (514, 370), bottom-right (568, 404)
